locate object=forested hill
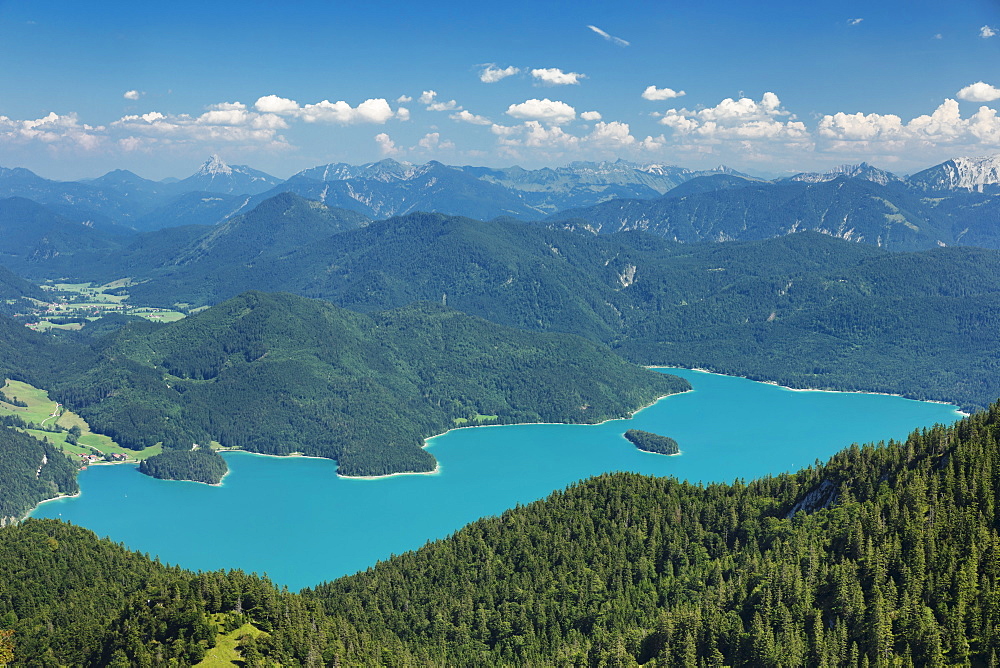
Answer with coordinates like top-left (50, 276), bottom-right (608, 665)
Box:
top-left (0, 265), bottom-right (43, 316)
top-left (0, 427), bottom-right (78, 523)
top-left (0, 265), bottom-right (42, 301)
top-left (44, 291), bottom-right (687, 477)
top-left (4, 390), bottom-right (1000, 664)
top-left (115, 211), bottom-right (1000, 411)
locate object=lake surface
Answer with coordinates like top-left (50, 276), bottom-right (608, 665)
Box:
top-left (32, 369), bottom-right (963, 591)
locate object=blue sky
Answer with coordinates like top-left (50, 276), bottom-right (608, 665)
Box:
top-left (1, 0), bottom-right (998, 180)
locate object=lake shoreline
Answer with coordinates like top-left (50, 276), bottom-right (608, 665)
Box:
top-left (654, 366), bottom-right (968, 415)
top-left (23, 490), bottom-right (82, 521)
top-left (27, 368), bottom-right (965, 590)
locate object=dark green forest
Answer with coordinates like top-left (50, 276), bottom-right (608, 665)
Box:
top-left (0, 291), bottom-right (686, 479)
top-left (0, 427), bottom-right (77, 524)
top-left (2, 396), bottom-right (1000, 665)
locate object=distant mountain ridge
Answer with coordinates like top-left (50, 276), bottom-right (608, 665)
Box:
top-left (788, 162), bottom-right (901, 186)
top-left (1, 154), bottom-right (999, 239)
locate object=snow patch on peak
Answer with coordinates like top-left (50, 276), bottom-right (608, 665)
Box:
top-left (200, 155), bottom-right (233, 177)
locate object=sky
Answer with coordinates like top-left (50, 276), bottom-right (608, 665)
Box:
top-left (0, 0), bottom-right (998, 180)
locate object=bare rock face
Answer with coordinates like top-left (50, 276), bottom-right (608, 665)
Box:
top-left (909, 155), bottom-right (1000, 193)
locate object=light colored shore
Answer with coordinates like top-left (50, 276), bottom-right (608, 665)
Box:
top-left (23, 490), bottom-right (81, 521)
top-left (341, 464), bottom-right (442, 481)
top-left (652, 366), bottom-right (969, 416)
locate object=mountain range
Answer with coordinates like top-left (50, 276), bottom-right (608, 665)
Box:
top-left (3, 154), bottom-right (999, 238)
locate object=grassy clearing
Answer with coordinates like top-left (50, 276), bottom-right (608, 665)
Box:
top-left (1, 379), bottom-right (161, 460)
top-left (26, 321), bottom-right (84, 332)
top-left (129, 307), bottom-right (186, 323)
top-left (453, 413), bottom-right (499, 426)
top-left (195, 616), bottom-right (267, 667)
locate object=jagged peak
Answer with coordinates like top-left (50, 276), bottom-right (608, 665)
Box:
top-left (199, 155), bottom-right (233, 177)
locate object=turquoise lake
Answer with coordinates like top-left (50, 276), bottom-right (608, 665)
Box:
top-left (32, 368), bottom-right (964, 591)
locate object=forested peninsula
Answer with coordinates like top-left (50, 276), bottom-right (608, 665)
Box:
top-left (2, 396), bottom-right (999, 664)
top-left (137, 448), bottom-right (227, 485)
top-left (0, 291), bottom-right (688, 482)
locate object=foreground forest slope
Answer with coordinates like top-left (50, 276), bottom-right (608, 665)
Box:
top-left (312, 402), bottom-right (1000, 665)
top-left (43, 291), bottom-right (686, 477)
top-left (3, 395), bottom-right (998, 665)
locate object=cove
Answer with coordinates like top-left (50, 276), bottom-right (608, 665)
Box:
top-left (32, 369), bottom-right (964, 591)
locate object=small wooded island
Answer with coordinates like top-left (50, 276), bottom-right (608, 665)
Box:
top-left (624, 429), bottom-right (679, 455)
top-left (138, 449), bottom-right (228, 485)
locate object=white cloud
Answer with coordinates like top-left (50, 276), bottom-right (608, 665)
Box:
top-left (417, 132), bottom-right (455, 150)
top-left (396, 107), bottom-right (411, 122)
top-left (198, 102), bottom-right (250, 126)
top-left (251, 114), bottom-right (288, 130)
top-left (658, 92), bottom-right (806, 141)
top-left (499, 121), bottom-right (580, 150)
top-left (428, 100), bottom-right (460, 112)
top-left (0, 111), bottom-right (104, 151)
top-left (580, 110), bottom-right (602, 121)
top-left (298, 98), bottom-right (396, 124)
top-left (451, 110), bottom-right (492, 125)
top-left (587, 121), bottom-right (636, 147)
top-left (818, 111), bottom-right (905, 140)
top-left (396, 95), bottom-right (413, 103)
top-left (817, 99), bottom-right (1000, 154)
top-left (933, 33), bottom-right (943, 39)
top-left (255, 95), bottom-right (301, 114)
top-left (847, 18), bottom-right (863, 25)
top-left (255, 94), bottom-right (400, 124)
top-left (969, 105), bottom-right (1000, 143)
top-left (123, 90), bottom-right (142, 101)
top-left (419, 90), bottom-right (460, 111)
top-left (638, 134), bottom-right (666, 151)
top-left (490, 118), bottom-right (667, 160)
top-left (506, 98), bottom-right (577, 124)
top-left (642, 85), bottom-right (686, 101)
top-left (375, 132), bottom-right (400, 155)
top-left (531, 68), bottom-right (585, 86)
top-left (981, 25), bottom-right (996, 38)
top-left (586, 24), bottom-right (630, 47)
top-left (957, 81), bottom-right (1000, 102)
top-left (480, 64), bottom-right (520, 83)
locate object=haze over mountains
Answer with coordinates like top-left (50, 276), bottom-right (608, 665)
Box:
top-left (2, 153), bottom-right (1000, 241)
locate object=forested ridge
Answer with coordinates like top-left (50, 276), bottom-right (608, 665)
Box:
top-left (1, 397), bottom-right (999, 665)
top-left (81, 206), bottom-right (1000, 412)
